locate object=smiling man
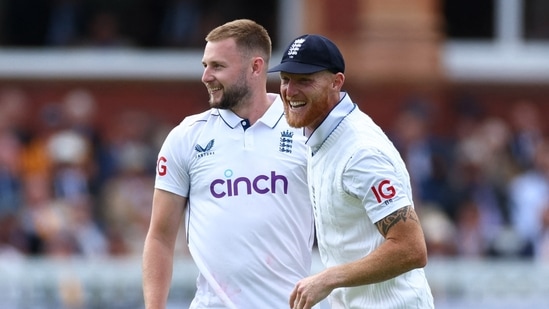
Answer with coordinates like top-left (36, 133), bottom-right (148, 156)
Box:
top-left (143, 20), bottom-right (318, 309)
top-left (269, 34), bottom-right (435, 309)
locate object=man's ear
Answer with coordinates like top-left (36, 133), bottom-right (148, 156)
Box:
top-left (252, 57), bottom-right (264, 74)
top-left (333, 72), bottom-right (345, 89)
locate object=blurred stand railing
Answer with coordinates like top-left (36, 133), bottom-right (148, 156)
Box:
top-left (425, 257), bottom-right (549, 309)
top-left (0, 49), bottom-right (204, 81)
top-left (2, 252), bottom-right (549, 309)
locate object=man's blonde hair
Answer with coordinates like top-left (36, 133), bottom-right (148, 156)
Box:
top-left (205, 19), bottom-right (272, 63)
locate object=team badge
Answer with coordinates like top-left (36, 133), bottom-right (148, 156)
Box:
top-left (279, 130), bottom-right (294, 153)
top-left (287, 38), bottom-right (306, 58)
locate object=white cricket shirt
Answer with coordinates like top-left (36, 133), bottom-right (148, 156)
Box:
top-left (306, 93), bottom-right (434, 309)
top-left (155, 94), bottom-right (315, 309)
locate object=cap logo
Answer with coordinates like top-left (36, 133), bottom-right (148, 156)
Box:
top-left (287, 38), bottom-right (306, 58)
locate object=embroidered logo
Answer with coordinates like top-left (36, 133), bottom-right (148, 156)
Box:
top-left (195, 139), bottom-right (215, 158)
top-left (279, 130), bottom-right (294, 153)
top-left (287, 38), bottom-right (306, 58)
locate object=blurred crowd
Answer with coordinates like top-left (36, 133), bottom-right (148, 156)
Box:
top-left (0, 86), bottom-right (185, 260)
top-left (0, 85), bottom-right (548, 263)
top-left (389, 96), bottom-right (549, 261)
top-left (0, 0), bottom-right (277, 49)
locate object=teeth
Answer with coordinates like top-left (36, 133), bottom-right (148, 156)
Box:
top-left (289, 101), bottom-right (306, 108)
top-left (208, 87), bottom-right (221, 93)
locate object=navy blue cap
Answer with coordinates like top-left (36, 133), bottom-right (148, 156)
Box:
top-left (268, 34), bottom-right (345, 74)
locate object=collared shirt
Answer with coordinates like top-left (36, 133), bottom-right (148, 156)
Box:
top-left (305, 92), bottom-right (434, 308)
top-left (155, 94), bottom-right (316, 309)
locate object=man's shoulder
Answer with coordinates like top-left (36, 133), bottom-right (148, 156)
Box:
top-left (180, 109), bottom-right (218, 126)
top-left (166, 109), bottom-right (220, 139)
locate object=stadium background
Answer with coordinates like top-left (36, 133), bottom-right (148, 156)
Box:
top-left (1, 0), bottom-right (549, 308)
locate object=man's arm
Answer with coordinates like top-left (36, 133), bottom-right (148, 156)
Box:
top-left (290, 205), bottom-right (427, 309)
top-left (143, 188), bottom-right (186, 309)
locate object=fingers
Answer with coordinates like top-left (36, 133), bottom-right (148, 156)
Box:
top-left (290, 285), bottom-right (304, 309)
top-left (290, 287), bottom-right (311, 309)
top-left (292, 296), bottom-right (304, 309)
top-left (294, 298), bottom-right (311, 309)
top-left (289, 288), bottom-right (297, 308)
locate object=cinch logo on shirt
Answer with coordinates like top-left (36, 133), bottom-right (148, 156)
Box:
top-left (210, 169), bottom-right (289, 198)
top-left (371, 179), bottom-right (396, 204)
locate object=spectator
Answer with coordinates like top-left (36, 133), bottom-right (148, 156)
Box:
top-left (159, 0), bottom-right (202, 47)
top-left (0, 213), bottom-right (26, 258)
top-left (59, 88), bottom-right (106, 197)
top-left (65, 196), bottom-right (109, 258)
top-left (0, 113), bottom-right (24, 217)
top-left (508, 100), bottom-right (545, 172)
top-left (46, 0), bottom-right (86, 46)
top-left (420, 205), bottom-right (458, 257)
top-left (100, 143), bottom-right (155, 256)
top-left (46, 129), bottom-right (93, 201)
top-left (390, 97), bottom-right (457, 219)
top-left (454, 197), bottom-right (487, 257)
top-left (452, 117), bottom-right (516, 256)
top-left (18, 173), bottom-right (63, 255)
top-left (83, 10), bottom-right (132, 47)
top-left (508, 137), bottom-right (549, 259)
top-left (0, 87), bottom-right (34, 146)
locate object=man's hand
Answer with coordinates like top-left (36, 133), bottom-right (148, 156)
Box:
top-left (289, 272), bottom-right (332, 309)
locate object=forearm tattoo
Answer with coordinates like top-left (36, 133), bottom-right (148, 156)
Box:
top-left (375, 206), bottom-right (419, 237)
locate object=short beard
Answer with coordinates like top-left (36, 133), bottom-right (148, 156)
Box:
top-left (284, 110), bottom-right (303, 128)
top-left (210, 77), bottom-right (249, 110)
top-left (283, 98), bottom-right (327, 130)
top-left (282, 102), bottom-right (307, 128)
